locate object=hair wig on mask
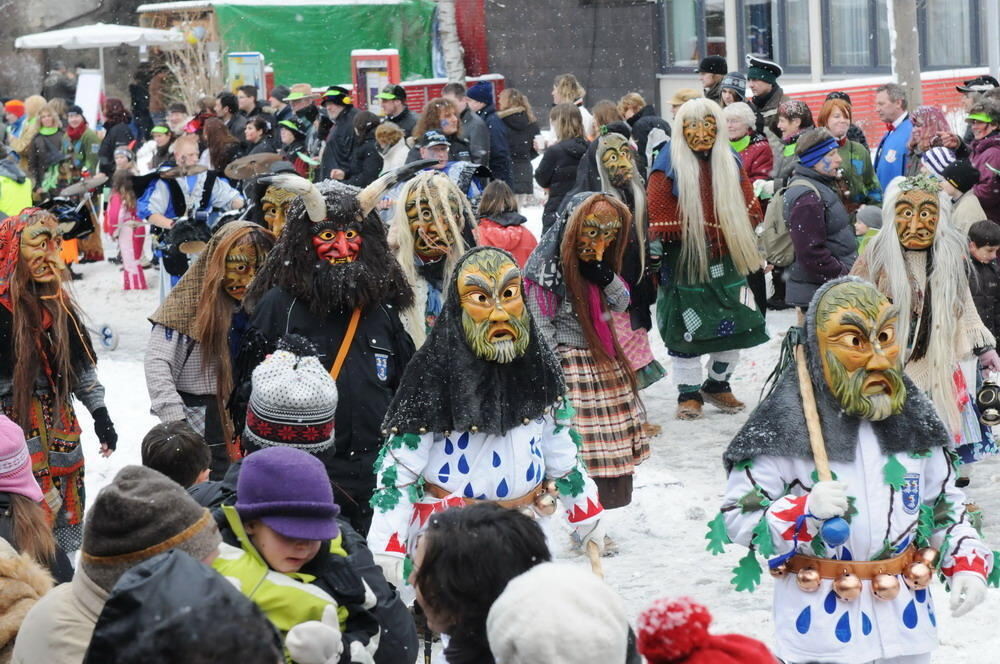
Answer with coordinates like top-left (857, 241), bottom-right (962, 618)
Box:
top-left (595, 131), bottom-right (647, 274)
top-left (669, 98), bottom-right (761, 282)
top-left (244, 180), bottom-right (413, 317)
top-left (862, 176), bottom-right (979, 433)
top-left (388, 170), bottom-right (475, 347)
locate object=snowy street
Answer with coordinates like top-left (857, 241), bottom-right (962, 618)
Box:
top-left (69, 211), bottom-right (1000, 662)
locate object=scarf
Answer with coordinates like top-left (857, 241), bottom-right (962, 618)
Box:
top-left (66, 121), bottom-right (87, 142)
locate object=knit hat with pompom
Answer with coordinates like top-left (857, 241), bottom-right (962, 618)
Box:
top-left (637, 597), bottom-right (775, 664)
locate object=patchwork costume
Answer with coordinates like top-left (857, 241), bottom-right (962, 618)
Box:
top-left (370, 247), bottom-right (604, 583)
top-left (713, 278), bottom-right (994, 664)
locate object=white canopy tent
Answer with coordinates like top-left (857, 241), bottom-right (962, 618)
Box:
top-left (14, 23), bottom-right (183, 88)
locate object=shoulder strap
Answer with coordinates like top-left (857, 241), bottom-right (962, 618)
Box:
top-left (164, 179), bottom-right (187, 216)
top-left (329, 308), bottom-right (362, 381)
top-left (199, 172), bottom-right (218, 210)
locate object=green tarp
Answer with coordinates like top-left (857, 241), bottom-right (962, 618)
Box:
top-left (214, 1), bottom-right (436, 86)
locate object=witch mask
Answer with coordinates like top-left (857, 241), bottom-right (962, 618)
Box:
top-left (599, 134), bottom-right (636, 189)
top-left (576, 201), bottom-right (623, 262)
top-left (458, 249), bottom-right (530, 364)
top-left (683, 114), bottom-right (718, 153)
top-left (815, 281), bottom-right (906, 421)
top-left (894, 181), bottom-right (940, 251)
top-left (222, 243), bottom-right (262, 301)
top-left (261, 186), bottom-right (296, 238)
top-left (20, 213), bottom-right (65, 284)
top-left (405, 187), bottom-right (458, 263)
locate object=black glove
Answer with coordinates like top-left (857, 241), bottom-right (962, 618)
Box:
top-left (92, 407), bottom-right (118, 450)
top-left (578, 260), bottom-right (616, 288)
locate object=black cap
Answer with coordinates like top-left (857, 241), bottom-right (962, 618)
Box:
top-left (322, 86), bottom-right (353, 106)
top-left (697, 55), bottom-right (728, 76)
top-left (278, 116), bottom-right (309, 137)
top-left (942, 159), bottom-right (981, 193)
top-left (376, 84), bottom-right (407, 101)
top-left (826, 91), bottom-right (852, 104)
top-left (956, 76), bottom-right (1000, 94)
top-left (67, 104), bottom-right (85, 116)
top-left (269, 85), bottom-right (290, 102)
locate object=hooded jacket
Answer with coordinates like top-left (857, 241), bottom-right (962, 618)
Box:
top-left (0, 537), bottom-right (52, 664)
top-left (625, 105), bottom-right (670, 177)
top-left (535, 136), bottom-right (588, 229)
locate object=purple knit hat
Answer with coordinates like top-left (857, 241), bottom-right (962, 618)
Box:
top-left (0, 414), bottom-right (42, 502)
top-left (236, 447), bottom-right (339, 541)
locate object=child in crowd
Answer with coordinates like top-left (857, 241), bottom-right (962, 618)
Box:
top-left (141, 420), bottom-right (212, 489)
top-left (637, 597), bottom-right (774, 664)
top-left (942, 159), bottom-right (986, 235)
top-left (107, 167), bottom-right (148, 290)
top-left (475, 180), bottom-right (537, 267)
top-left (968, 220), bottom-right (1000, 363)
top-left (212, 446), bottom-right (380, 664)
top-left (852, 204), bottom-right (882, 253)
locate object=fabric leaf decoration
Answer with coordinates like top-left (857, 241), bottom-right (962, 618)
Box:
top-left (555, 398), bottom-right (576, 422)
top-left (731, 549), bottom-right (762, 592)
top-left (988, 552), bottom-right (1000, 588)
top-left (908, 449), bottom-right (933, 459)
top-left (751, 517), bottom-right (775, 558)
top-left (555, 468), bottom-right (585, 497)
top-left (705, 512), bottom-right (732, 555)
top-left (734, 458), bottom-right (753, 471)
top-left (916, 503), bottom-right (935, 548)
top-left (932, 494), bottom-right (956, 529)
top-left (370, 488), bottom-right (400, 513)
top-left (810, 468), bottom-right (838, 483)
top-left (569, 428), bottom-right (583, 449)
top-left (810, 534), bottom-right (827, 558)
top-left (882, 455), bottom-right (907, 490)
top-left (739, 485), bottom-right (771, 513)
top-left (843, 495), bottom-right (858, 524)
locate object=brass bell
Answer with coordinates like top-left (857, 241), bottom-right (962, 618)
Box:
top-left (522, 417), bottom-right (531, 425)
top-left (903, 561), bottom-right (933, 590)
top-left (872, 573), bottom-right (901, 600)
top-left (390, 427), bottom-right (399, 434)
top-left (544, 480), bottom-right (558, 496)
top-left (834, 571), bottom-right (863, 601)
top-left (470, 425), bottom-right (478, 433)
top-left (533, 492), bottom-right (557, 516)
top-left (916, 547), bottom-right (939, 568)
top-left (796, 567), bottom-right (822, 592)
top-left (418, 427), bottom-right (427, 434)
top-left (769, 564), bottom-right (787, 578)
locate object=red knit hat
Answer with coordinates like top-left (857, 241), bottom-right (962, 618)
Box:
top-left (637, 597), bottom-right (776, 664)
top-left (4, 100), bottom-right (25, 119)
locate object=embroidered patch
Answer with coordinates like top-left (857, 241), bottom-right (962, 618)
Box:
top-left (710, 263), bottom-right (725, 279)
top-left (374, 353), bottom-right (389, 381)
top-left (901, 472), bottom-right (921, 515)
top-left (682, 308), bottom-right (702, 333)
top-left (885, 149), bottom-right (897, 164)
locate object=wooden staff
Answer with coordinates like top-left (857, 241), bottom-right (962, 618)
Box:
top-left (795, 344), bottom-right (832, 481)
top-left (587, 540), bottom-right (604, 579)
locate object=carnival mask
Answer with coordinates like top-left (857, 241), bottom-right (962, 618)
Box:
top-left (261, 186), bottom-right (295, 238)
top-left (222, 243), bottom-right (260, 301)
top-left (312, 222), bottom-right (363, 264)
top-left (19, 215), bottom-right (65, 283)
top-left (576, 208), bottom-right (622, 262)
top-left (458, 251), bottom-right (530, 364)
top-left (405, 190), bottom-right (457, 263)
top-left (683, 114), bottom-right (718, 153)
top-left (894, 188), bottom-right (939, 251)
top-left (815, 281), bottom-right (906, 421)
top-left (599, 137), bottom-right (635, 189)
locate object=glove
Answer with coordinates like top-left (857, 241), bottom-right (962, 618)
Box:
top-left (373, 553), bottom-right (406, 589)
top-left (92, 407), bottom-right (118, 451)
top-left (573, 519), bottom-right (607, 555)
top-left (806, 481), bottom-right (848, 520)
top-left (348, 641), bottom-right (376, 664)
top-left (979, 348), bottom-right (1000, 374)
top-left (578, 260), bottom-right (615, 288)
top-left (950, 572), bottom-right (987, 617)
top-left (286, 605), bottom-right (344, 664)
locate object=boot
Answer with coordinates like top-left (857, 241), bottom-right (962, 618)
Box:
top-left (676, 391), bottom-right (704, 420)
top-left (701, 379), bottom-right (745, 414)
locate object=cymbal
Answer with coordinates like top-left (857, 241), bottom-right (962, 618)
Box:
top-left (161, 164), bottom-right (209, 179)
top-left (59, 173), bottom-right (108, 196)
top-left (224, 152), bottom-right (282, 180)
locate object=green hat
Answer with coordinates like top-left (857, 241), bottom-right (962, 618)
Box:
top-left (745, 55), bottom-right (782, 85)
top-left (151, 125), bottom-right (170, 134)
top-left (376, 84), bottom-right (407, 102)
top-left (279, 118), bottom-right (307, 137)
top-left (967, 112), bottom-right (995, 124)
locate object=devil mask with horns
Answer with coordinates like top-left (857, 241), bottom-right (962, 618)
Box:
top-left (243, 166), bottom-right (435, 317)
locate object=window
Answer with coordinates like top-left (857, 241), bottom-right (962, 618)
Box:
top-left (919, 0), bottom-right (980, 69)
top-left (823, 0), bottom-right (890, 73)
top-left (660, 0), bottom-right (726, 71)
top-left (738, 0), bottom-right (809, 71)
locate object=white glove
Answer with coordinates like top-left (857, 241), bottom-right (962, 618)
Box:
top-left (348, 640), bottom-right (376, 664)
top-left (806, 481), bottom-right (849, 520)
top-left (373, 553), bottom-right (406, 589)
top-left (286, 604), bottom-right (344, 664)
top-left (950, 572), bottom-right (988, 618)
top-left (574, 519), bottom-right (607, 555)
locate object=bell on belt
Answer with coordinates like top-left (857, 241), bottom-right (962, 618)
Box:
top-left (544, 480), bottom-right (558, 497)
top-left (976, 379), bottom-right (1000, 426)
top-left (916, 547), bottom-right (939, 568)
top-left (796, 567), bottom-right (821, 592)
top-left (903, 561), bottom-right (933, 590)
top-left (532, 492), bottom-right (557, 516)
top-left (872, 573), bottom-right (901, 600)
top-left (834, 571), bottom-right (862, 601)
top-left (769, 563), bottom-right (787, 578)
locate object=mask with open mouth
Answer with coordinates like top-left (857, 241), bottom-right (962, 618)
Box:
top-left (405, 189), bottom-right (458, 263)
top-left (19, 214), bottom-right (65, 283)
top-left (576, 204), bottom-right (622, 262)
top-left (458, 249), bottom-right (530, 363)
top-left (222, 243), bottom-right (262, 301)
top-left (816, 280), bottom-right (906, 421)
top-left (312, 222), bottom-right (363, 264)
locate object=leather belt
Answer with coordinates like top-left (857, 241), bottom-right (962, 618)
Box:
top-left (424, 482), bottom-right (544, 510)
top-left (784, 545), bottom-right (917, 580)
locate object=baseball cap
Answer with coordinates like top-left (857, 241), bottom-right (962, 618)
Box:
top-left (420, 130), bottom-right (449, 148)
top-left (376, 84), bottom-right (407, 101)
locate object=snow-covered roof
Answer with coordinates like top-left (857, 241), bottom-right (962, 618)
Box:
top-left (137, 0), bottom-right (409, 12)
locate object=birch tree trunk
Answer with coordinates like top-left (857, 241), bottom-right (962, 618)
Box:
top-left (438, 0), bottom-right (466, 83)
top-left (889, 0), bottom-right (922, 107)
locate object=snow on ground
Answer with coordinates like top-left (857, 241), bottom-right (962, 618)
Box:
top-left (69, 218), bottom-right (1000, 662)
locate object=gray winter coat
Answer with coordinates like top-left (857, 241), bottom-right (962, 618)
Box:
top-left (783, 165), bottom-right (857, 307)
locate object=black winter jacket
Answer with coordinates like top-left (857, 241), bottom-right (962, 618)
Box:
top-left (344, 134), bottom-right (384, 188)
top-left (189, 460), bottom-right (420, 664)
top-left (320, 106), bottom-right (359, 180)
top-left (231, 288), bottom-right (415, 534)
top-left (499, 109), bottom-right (539, 195)
top-left (626, 105), bottom-right (671, 178)
top-left (477, 104), bottom-right (513, 185)
top-left (970, 258), bottom-right (1000, 342)
top-left (534, 137), bottom-right (588, 230)
top-left (388, 108), bottom-right (418, 137)
top-left (98, 122), bottom-right (135, 176)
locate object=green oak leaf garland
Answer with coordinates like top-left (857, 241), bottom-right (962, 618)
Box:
top-left (705, 512), bottom-right (732, 555)
top-left (882, 454), bottom-right (907, 490)
top-left (731, 549), bottom-right (762, 592)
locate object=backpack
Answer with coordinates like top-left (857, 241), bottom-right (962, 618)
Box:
top-left (759, 178), bottom-right (820, 268)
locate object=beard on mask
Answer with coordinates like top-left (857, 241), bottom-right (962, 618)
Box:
top-left (461, 309), bottom-right (531, 364)
top-left (826, 350), bottom-right (907, 422)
